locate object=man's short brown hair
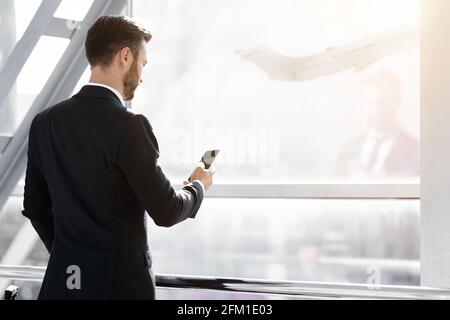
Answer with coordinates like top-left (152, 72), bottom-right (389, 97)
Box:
top-left (85, 16), bottom-right (152, 67)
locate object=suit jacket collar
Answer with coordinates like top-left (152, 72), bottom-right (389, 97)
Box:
top-left (73, 85), bottom-right (125, 108)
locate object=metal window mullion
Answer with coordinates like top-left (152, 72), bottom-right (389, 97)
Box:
top-left (44, 17), bottom-right (82, 39)
top-left (173, 183), bottom-right (420, 199)
top-left (9, 182), bottom-right (420, 199)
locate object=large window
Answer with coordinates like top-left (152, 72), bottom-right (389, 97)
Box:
top-left (0, 0), bottom-right (421, 300)
top-left (131, 0), bottom-right (421, 297)
top-left (132, 0), bottom-right (419, 184)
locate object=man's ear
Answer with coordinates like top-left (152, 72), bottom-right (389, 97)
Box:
top-left (118, 47), bottom-right (133, 67)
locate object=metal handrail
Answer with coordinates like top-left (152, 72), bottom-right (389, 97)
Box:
top-left (1, 265), bottom-right (450, 299)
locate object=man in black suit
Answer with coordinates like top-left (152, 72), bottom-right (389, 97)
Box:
top-left (21, 16), bottom-right (215, 300)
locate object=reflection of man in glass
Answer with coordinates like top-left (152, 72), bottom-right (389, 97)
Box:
top-left (335, 70), bottom-right (419, 179)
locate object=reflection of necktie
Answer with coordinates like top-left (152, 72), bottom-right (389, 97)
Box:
top-left (364, 138), bottom-right (385, 172)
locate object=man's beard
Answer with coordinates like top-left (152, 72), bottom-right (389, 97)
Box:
top-left (123, 60), bottom-right (140, 101)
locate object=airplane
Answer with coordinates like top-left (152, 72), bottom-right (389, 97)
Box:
top-left (235, 24), bottom-right (419, 81)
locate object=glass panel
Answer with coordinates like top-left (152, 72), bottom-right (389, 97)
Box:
top-left (54, 0), bottom-right (94, 22)
top-left (0, 195), bottom-right (48, 299)
top-left (0, 36), bottom-right (69, 133)
top-left (147, 198), bottom-right (420, 294)
top-left (72, 66), bottom-right (91, 96)
top-left (132, 0), bottom-right (420, 184)
top-left (0, 197), bottom-right (419, 299)
top-left (14, 0), bottom-right (43, 41)
top-left (0, 0), bottom-right (42, 70)
top-left (17, 36), bottom-right (69, 95)
top-left (0, 196), bottom-right (27, 258)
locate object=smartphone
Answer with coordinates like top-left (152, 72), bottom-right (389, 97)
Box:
top-left (188, 149), bottom-right (220, 182)
top-left (200, 149), bottom-right (220, 169)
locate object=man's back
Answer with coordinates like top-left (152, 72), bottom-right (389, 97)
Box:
top-left (22, 85), bottom-right (204, 299)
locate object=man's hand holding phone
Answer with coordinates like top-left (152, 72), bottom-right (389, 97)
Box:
top-left (183, 162), bottom-right (215, 191)
top-left (183, 150), bottom-right (219, 192)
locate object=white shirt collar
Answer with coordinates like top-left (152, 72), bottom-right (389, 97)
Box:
top-left (86, 82), bottom-right (125, 106)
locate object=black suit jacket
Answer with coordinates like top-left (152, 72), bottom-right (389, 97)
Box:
top-left (22, 85), bottom-right (204, 300)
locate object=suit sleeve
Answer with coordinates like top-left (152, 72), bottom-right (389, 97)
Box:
top-left (117, 114), bottom-right (204, 227)
top-left (22, 117), bottom-right (54, 253)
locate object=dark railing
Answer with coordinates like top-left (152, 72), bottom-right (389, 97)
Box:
top-left (1, 265), bottom-right (450, 299)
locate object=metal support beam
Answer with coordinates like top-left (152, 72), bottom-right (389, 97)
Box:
top-left (44, 17), bottom-right (82, 39)
top-left (0, 134), bottom-right (13, 154)
top-left (421, 0), bottom-right (450, 289)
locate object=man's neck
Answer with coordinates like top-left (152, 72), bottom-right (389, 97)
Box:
top-left (89, 69), bottom-right (125, 99)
